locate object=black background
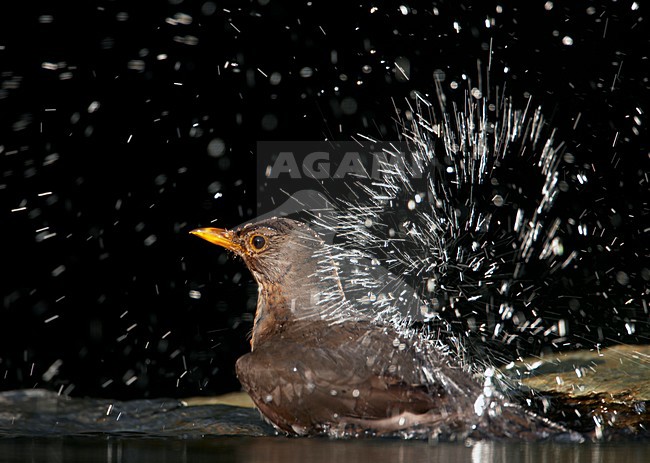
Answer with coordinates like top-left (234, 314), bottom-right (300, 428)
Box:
top-left (0, 0), bottom-right (647, 399)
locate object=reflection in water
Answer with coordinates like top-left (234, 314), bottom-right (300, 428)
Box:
top-left (1, 437), bottom-right (650, 463)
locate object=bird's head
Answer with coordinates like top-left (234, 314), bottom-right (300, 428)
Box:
top-left (190, 217), bottom-right (332, 288)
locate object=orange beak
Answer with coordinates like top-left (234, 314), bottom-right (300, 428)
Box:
top-left (190, 227), bottom-right (243, 253)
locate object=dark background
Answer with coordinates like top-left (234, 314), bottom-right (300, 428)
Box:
top-left (0, 0), bottom-right (647, 399)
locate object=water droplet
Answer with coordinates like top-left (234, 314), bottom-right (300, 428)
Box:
top-left (261, 114), bottom-right (278, 131)
top-left (201, 2), bottom-right (217, 16)
top-left (616, 271), bottom-right (630, 285)
top-left (299, 67), bottom-right (313, 78)
top-left (562, 36), bottom-right (574, 46)
top-left (127, 60), bottom-right (145, 71)
top-left (269, 72), bottom-right (282, 85)
top-left (341, 97), bottom-right (358, 115)
top-left (207, 138), bottom-right (226, 157)
top-left (52, 265), bottom-right (66, 277)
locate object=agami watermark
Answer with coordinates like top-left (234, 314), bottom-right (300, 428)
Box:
top-left (256, 141), bottom-right (422, 218)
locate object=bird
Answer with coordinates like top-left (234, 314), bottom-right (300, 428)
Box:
top-left (190, 217), bottom-right (573, 439)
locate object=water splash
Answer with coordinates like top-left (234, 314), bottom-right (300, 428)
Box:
top-left (236, 76), bottom-right (644, 438)
top-left (312, 80), bottom-right (572, 370)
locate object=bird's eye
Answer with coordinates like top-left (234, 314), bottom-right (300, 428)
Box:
top-left (250, 235), bottom-right (267, 251)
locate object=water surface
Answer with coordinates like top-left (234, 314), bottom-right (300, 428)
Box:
top-left (2, 343), bottom-right (650, 463)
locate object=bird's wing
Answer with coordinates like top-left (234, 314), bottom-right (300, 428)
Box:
top-left (235, 334), bottom-right (441, 433)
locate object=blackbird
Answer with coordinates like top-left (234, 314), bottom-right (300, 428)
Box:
top-left (191, 218), bottom-right (571, 439)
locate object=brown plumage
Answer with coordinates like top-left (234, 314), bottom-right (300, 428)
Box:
top-left (190, 218), bottom-right (479, 436)
top-left (190, 218), bottom-right (572, 439)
